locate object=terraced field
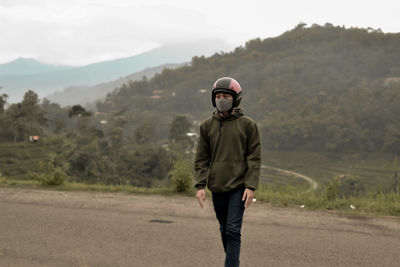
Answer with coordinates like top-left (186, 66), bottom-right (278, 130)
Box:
top-left (260, 165), bottom-right (311, 188)
top-left (262, 150), bottom-right (397, 190)
top-left (0, 141), bottom-right (61, 180)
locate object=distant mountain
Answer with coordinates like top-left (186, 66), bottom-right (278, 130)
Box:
top-left (46, 63), bottom-right (184, 107)
top-left (1, 39), bottom-right (232, 103)
top-left (0, 58), bottom-right (72, 75)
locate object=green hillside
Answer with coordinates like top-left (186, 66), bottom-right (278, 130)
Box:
top-left (97, 24), bottom-right (400, 153)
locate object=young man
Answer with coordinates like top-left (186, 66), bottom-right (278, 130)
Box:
top-left (194, 77), bottom-right (261, 267)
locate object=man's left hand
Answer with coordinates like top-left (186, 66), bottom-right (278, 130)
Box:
top-left (242, 188), bottom-right (255, 208)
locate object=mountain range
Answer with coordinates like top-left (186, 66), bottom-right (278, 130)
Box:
top-left (0, 58), bottom-right (72, 76)
top-left (0, 39), bottom-right (232, 103)
top-left (46, 63), bottom-right (184, 107)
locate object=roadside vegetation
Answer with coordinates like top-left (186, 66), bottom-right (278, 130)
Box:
top-left (256, 182), bottom-right (400, 217)
top-left (1, 151), bottom-right (400, 217)
top-left (1, 174), bottom-right (399, 217)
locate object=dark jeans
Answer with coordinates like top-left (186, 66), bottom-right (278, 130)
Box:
top-left (212, 187), bottom-right (245, 267)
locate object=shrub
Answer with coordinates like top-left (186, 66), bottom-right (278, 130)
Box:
top-left (0, 172), bottom-right (6, 185)
top-left (325, 177), bottom-right (339, 201)
top-left (31, 161), bottom-right (68, 186)
top-left (338, 176), bottom-right (365, 198)
top-left (169, 160), bottom-right (194, 193)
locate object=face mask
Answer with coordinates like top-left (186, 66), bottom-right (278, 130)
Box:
top-left (216, 98), bottom-right (233, 113)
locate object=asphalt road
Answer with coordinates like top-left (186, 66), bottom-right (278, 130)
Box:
top-left (1, 188), bottom-right (400, 267)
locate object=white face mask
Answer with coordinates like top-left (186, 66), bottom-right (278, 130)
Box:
top-left (216, 98), bottom-right (233, 112)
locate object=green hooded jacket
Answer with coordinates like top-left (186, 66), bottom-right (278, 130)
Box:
top-left (194, 108), bottom-right (261, 192)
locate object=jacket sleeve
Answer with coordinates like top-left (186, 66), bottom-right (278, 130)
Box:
top-left (244, 121), bottom-right (261, 191)
top-left (194, 123), bottom-right (211, 190)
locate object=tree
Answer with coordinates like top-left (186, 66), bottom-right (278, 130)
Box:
top-left (0, 86), bottom-right (9, 139)
top-left (41, 98), bottom-right (68, 134)
top-left (134, 120), bottom-right (156, 144)
top-left (20, 90), bottom-right (46, 140)
top-left (0, 86), bottom-right (8, 114)
top-left (3, 90), bottom-right (45, 142)
top-left (6, 103), bottom-right (25, 142)
top-left (68, 105), bottom-right (92, 118)
top-left (169, 115), bottom-right (192, 143)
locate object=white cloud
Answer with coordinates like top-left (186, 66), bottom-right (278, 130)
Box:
top-left (1, 0), bottom-right (400, 65)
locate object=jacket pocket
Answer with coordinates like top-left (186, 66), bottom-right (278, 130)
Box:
top-left (207, 161), bottom-right (246, 191)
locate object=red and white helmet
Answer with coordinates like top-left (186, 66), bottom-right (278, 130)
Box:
top-left (211, 77), bottom-right (242, 107)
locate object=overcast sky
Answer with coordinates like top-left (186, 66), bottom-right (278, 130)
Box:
top-left (1, 0), bottom-right (399, 66)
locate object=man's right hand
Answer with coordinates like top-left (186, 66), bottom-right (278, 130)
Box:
top-left (196, 189), bottom-right (206, 208)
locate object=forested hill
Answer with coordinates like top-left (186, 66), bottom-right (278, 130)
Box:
top-left (97, 24), bottom-right (400, 152)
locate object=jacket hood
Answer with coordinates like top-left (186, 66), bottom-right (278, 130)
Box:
top-left (212, 107), bottom-right (244, 121)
